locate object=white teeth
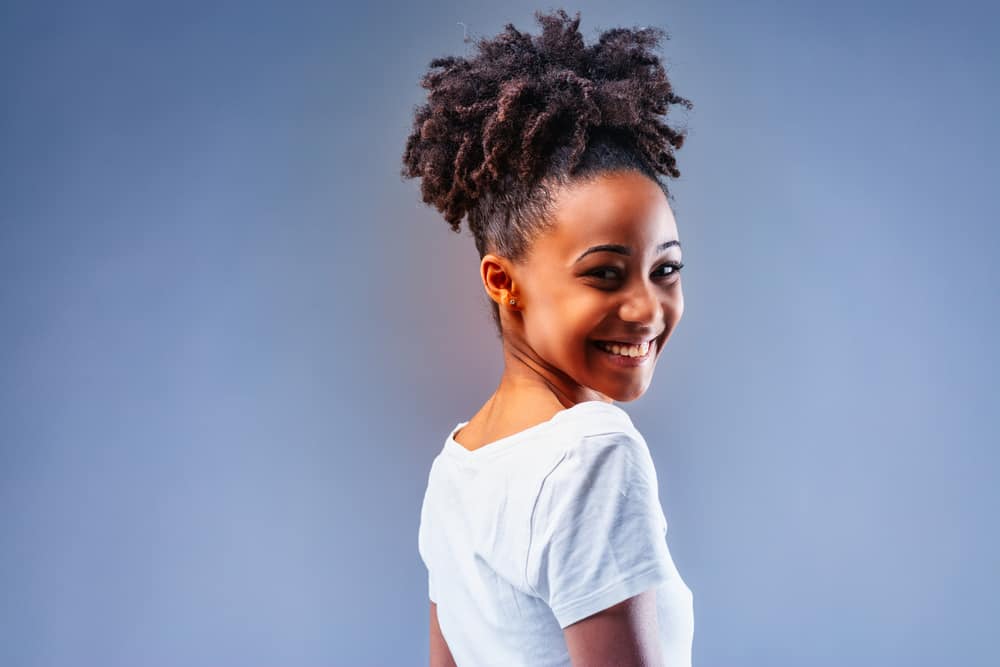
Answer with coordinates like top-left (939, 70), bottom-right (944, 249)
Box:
top-left (596, 340), bottom-right (650, 357)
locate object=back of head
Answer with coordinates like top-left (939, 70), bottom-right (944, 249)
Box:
top-left (400, 8), bottom-right (693, 338)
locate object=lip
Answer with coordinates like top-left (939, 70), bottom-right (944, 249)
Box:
top-left (591, 337), bottom-right (657, 367)
top-left (592, 334), bottom-right (661, 346)
top-left (592, 330), bottom-right (664, 346)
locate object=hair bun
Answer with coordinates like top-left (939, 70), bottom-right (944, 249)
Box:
top-left (401, 8), bottom-right (692, 233)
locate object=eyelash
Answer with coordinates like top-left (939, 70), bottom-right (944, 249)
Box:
top-left (587, 262), bottom-right (684, 283)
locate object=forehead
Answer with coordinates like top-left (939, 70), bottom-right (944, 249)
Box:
top-left (542, 171), bottom-right (679, 260)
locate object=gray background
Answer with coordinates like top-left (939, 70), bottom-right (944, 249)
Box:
top-left (2, 1), bottom-right (997, 665)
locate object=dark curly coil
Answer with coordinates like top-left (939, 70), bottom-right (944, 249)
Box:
top-left (400, 8), bottom-right (693, 337)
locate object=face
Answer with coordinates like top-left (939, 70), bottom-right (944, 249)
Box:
top-left (483, 170), bottom-right (685, 403)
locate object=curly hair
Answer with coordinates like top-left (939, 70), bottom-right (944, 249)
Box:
top-left (400, 8), bottom-right (693, 338)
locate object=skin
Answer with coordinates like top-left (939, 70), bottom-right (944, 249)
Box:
top-left (455, 168), bottom-right (684, 449)
top-left (432, 169), bottom-right (684, 666)
top-left (430, 603), bottom-right (457, 667)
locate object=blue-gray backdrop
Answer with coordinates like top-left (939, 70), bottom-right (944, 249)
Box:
top-left (2, 1), bottom-right (996, 665)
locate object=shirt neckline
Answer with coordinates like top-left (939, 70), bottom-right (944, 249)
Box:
top-left (443, 399), bottom-right (623, 461)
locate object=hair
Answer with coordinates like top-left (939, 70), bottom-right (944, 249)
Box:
top-left (400, 8), bottom-right (693, 339)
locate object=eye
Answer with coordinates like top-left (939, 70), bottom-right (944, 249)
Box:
top-left (587, 267), bottom-right (622, 281)
top-left (586, 262), bottom-right (684, 283)
top-left (653, 262), bottom-right (684, 279)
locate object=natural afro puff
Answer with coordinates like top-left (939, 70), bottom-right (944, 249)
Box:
top-left (400, 8), bottom-right (693, 338)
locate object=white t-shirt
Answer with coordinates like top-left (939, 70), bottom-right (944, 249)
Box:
top-left (417, 400), bottom-right (694, 666)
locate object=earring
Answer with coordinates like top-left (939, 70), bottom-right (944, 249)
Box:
top-left (508, 297), bottom-right (517, 306)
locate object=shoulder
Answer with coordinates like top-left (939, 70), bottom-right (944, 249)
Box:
top-left (534, 428), bottom-right (657, 518)
top-left (548, 402), bottom-right (656, 483)
top-left (530, 409), bottom-right (661, 536)
top-left (558, 400), bottom-right (641, 440)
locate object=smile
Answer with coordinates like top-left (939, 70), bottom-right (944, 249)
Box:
top-left (590, 338), bottom-right (656, 366)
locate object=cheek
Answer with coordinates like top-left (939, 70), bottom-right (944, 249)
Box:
top-left (526, 292), bottom-right (606, 358)
top-left (671, 289), bottom-right (684, 321)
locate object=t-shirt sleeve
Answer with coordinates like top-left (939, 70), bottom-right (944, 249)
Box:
top-left (427, 567), bottom-right (437, 604)
top-left (418, 462), bottom-right (438, 604)
top-left (525, 430), bottom-right (673, 629)
top-left (418, 511), bottom-right (438, 604)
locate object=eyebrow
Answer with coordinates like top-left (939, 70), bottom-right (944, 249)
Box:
top-left (574, 240), bottom-right (682, 264)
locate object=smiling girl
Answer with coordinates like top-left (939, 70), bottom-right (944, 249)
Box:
top-left (402, 9), bottom-right (695, 666)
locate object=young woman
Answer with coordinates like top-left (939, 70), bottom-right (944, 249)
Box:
top-left (402, 9), bottom-right (695, 666)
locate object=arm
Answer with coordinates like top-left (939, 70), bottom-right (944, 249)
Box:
top-left (429, 601), bottom-right (458, 667)
top-left (563, 589), bottom-right (664, 667)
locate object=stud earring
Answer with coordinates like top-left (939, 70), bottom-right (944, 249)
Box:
top-left (508, 297), bottom-right (517, 306)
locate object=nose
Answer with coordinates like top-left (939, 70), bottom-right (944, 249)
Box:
top-left (618, 276), bottom-right (662, 328)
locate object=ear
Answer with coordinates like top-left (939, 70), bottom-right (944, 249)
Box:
top-left (480, 254), bottom-right (520, 309)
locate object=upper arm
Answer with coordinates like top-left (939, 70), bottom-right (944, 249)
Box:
top-left (429, 602), bottom-right (457, 667)
top-left (562, 588), bottom-right (664, 667)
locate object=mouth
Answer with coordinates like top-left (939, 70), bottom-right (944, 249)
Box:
top-left (589, 335), bottom-right (659, 366)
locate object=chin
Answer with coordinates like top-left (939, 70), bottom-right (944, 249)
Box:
top-left (602, 383), bottom-right (649, 403)
top-left (621, 388), bottom-right (648, 402)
